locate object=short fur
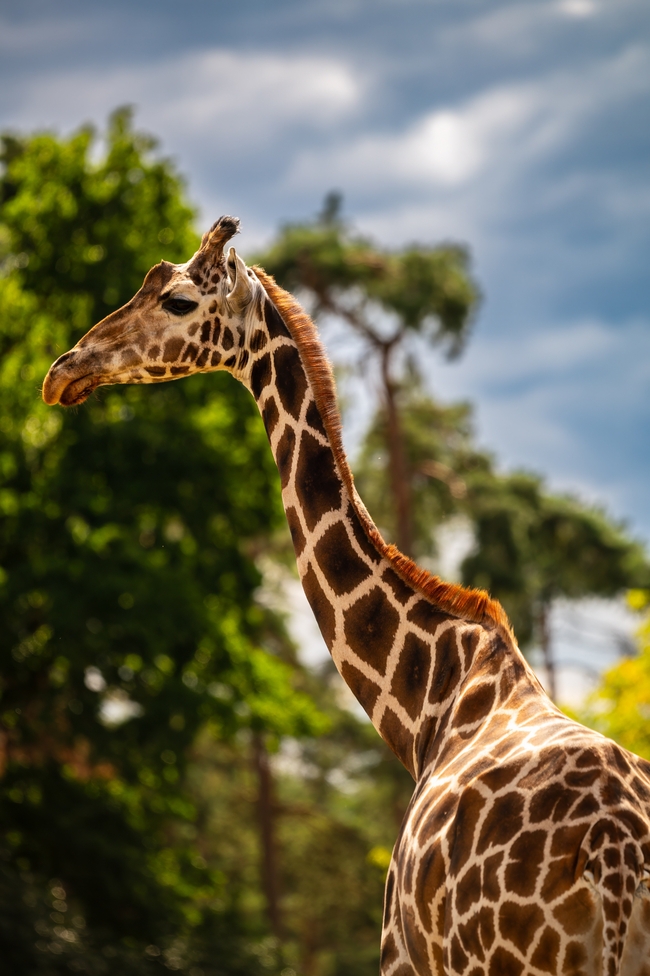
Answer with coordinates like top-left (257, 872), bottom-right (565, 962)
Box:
top-left (252, 266), bottom-right (514, 640)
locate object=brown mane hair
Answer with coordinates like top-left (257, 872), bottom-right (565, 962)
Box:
top-left (252, 265), bottom-right (514, 639)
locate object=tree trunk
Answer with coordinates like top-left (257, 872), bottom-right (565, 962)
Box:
top-left (380, 344), bottom-right (413, 556)
top-left (538, 602), bottom-right (557, 702)
top-left (252, 732), bottom-right (282, 938)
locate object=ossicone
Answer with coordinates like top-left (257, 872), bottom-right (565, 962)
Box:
top-left (200, 215), bottom-right (241, 256)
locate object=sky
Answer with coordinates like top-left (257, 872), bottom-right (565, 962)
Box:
top-left (1, 0), bottom-right (649, 688)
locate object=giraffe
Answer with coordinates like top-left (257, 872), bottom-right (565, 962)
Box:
top-left (42, 216), bottom-right (650, 976)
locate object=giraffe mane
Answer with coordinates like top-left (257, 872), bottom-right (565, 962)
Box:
top-left (251, 266), bottom-right (514, 640)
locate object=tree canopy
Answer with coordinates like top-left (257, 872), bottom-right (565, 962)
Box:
top-left (0, 109), bottom-right (324, 975)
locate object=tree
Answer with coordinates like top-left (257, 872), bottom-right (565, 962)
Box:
top-left (462, 473), bottom-right (650, 698)
top-left (576, 590), bottom-right (650, 759)
top-left (257, 199), bottom-right (650, 700)
top-left (0, 110), bottom-right (323, 974)
top-left (256, 193), bottom-right (480, 556)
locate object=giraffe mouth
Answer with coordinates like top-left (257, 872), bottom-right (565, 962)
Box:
top-left (58, 374), bottom-right (100, 407)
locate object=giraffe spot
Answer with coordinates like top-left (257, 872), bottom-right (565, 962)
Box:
top-left (530, 926), bottom-right (560, 973)
top-left (540, 857), bottom-right (577, 902)
top-left (163, 337), bottom-right (185, 362)
top-left (223, 355), bottom-right (236, 368)
top-left (302, 563), bottom-right (336, 648)
top-left (187, 322), bottom-right (199, 337)
top-left (196, 346), bottom-right (210, 368)
top-left (407, 599), bottom-right (449, 636)
top-left (145, 366), bottom-right (166, 377)
top-left (550, 823), bottom-right (590, 859)
top-left (348, 507), bottom-right (382, 563)
top-left (200, 321), bottom-right (211, 343)
top-left (612, 746), bottom-right (632, 776)
top-left (264, 298), bottom-right (291, 339)
top-left (454, 682), bottom-right (496, 729)
top-left (237, 349), bottom-right (249, 370)
top-left (181, 342), bottom-right (199, 363)
top-left (565, 767), bottom-right (601, 788)
top-left (569, 792), bottom-right (600, 820)
top-left (170, 365), bottom-right (190, 376)
top-left (603, 872), bottom-right (624, 898)
top-left (313, 522), bottom-right (372, 596)
top-left (343, 587), bottom-right (400, 675)
top-left (478, 905), bottom-right (495, 950)
top-left (505, 830), bottom-right (546, 896)
top-left (416, 841), bottom-right (445, 934)
top-left (275, 425), bottom-right (296, 488)
top-left (380, 707), bottom-right (415, 774)
top-left (294, 431), bottom-right (342, 532)
top-left (212, 320), bottom-right (221, 344)
top-left (390, 632), bottom-right (431, 720)
top-left (339, 659), bottom-right (381, 716)
top-left (222, 326), bottom-right (234, 350)
top-left (457, 910), bottom-right (485, 962)
top-left (379, 933), bottom-right (398, 970)
top-left (274, 345), bottom-right (308, 420)
top-left (530, 783), bottom-right (581, 824)
top-left (602, 775), bottom-right (625, 807)
top-left (147, 345), bottom-right (160, 359)
top-left (476, 793), bottom-right (524, 855)
top-left (383, 868), bottom-right (395, 928)
top-left (563, 940), bottom-right (588, 973)
top-left (285, 506), bottom-right (306, 557)
top-left (250, 329), bottom-right (267, 353)
top-left (603, 895), bottom-right (619, 921)
top-left (403, 915), bottom-right (430, 974)
top-left (575, 748), bottom-right (601, 768)
top-left (487, 945), bottom-right (524, 976)
top-left (382, 567), bottom-right (414, 605)
top-left (455, 863), bottom-right (481, 915)
top-left (120, 348), bottom-right (142, 367)
top-left (305, 399), bottom-right (326, 436)
top-left (480, 759), bottom-right (526, 792)
top-left (261, 398), bottom-right (279, 439)
top-left (210, 350), bottom-right (221, 367)
top-left (460, 627), bottom-right (481, 669)
top-left (428, 628), bottom-right (462, 706)
top-left (250, 353), bottom-right (272, 400)
top-left (450, 934), bottom-right (469, 974)
top-left (208, 302), bottom-right (217, 314)
top-left (499, 900), bottom-right (544, 956)
top-left (449, 788), bottom-right (486, 877)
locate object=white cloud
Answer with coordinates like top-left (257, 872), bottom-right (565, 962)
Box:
top-left (0, 47), bottom-right (362, 149)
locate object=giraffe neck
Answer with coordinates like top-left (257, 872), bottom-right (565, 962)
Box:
top-left (241, 268), bottom-right (546, 779)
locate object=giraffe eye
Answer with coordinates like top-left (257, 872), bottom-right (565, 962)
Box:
top-left (162, 296), bottom-right (198, 316)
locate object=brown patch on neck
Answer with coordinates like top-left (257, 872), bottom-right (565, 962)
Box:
top-left (251, 265), bottom-right (514, 640)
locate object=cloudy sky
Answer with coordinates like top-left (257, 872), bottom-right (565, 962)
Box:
top-left (1, 0), bottom-right (649, 549)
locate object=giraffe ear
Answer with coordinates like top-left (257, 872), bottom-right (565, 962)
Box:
top-left (200, 215), bottom-right (240, 260)
top-left (226, 247), bottom-right (253, 311)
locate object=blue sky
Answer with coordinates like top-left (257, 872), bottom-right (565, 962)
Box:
top-left (1, 0), bottom-right (649, 547)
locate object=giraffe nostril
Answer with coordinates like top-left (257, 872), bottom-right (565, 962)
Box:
top-left (52, 351), bottom-right (76, 370)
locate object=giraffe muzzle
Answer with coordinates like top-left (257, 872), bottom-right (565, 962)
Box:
top-left (42, 351), bottom-right (100, 407)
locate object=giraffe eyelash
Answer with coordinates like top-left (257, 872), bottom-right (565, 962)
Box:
top-left (162, 296), bottom-right (198, 316)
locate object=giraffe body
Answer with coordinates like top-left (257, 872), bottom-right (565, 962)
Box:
top-left (43, 217), bottom-right (650, 975)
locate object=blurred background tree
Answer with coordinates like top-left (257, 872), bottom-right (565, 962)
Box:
top-left (256, 200), bottom-right (650, 699)
top-left (2, 112), bottom-right (649, 976)
top-left (576, 590), bottom-right (650, 759)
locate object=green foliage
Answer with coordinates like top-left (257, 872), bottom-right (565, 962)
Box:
top-left (256, 203), bottom-right (479, 357)
top-left (0, 112), bottom-right (324, 973)
top-left (576, 591), bottom-right (650, 759)
top-left (355, 374), bottom-right (490, 559)
top-left (462, 472), bottom-right (650, 645)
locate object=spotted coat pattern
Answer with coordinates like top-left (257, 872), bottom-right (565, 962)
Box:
top-left (43, 217), bottom-right (650, 975)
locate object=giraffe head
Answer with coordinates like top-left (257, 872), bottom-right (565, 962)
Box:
top-left (42, 215), bottom-right (261, 406)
